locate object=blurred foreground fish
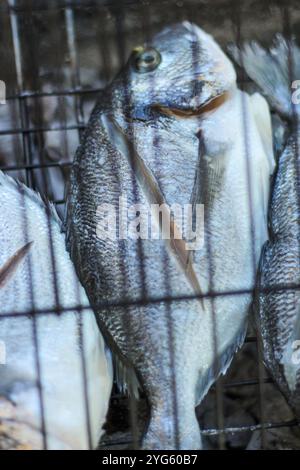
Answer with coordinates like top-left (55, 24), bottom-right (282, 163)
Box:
top-left (231, 37), bottom-right (300, 419)
top-left (0, 171), bottom-right (113, 449)
top-left (67, 22), bottom-right (274, 449)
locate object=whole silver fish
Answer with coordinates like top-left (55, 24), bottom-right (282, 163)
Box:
top-left (66, 22), bottom-right (274, 449)
top-left (232, 38), bottom-right (300, 419)
top-left (0, 171), bottom-right (113, 449)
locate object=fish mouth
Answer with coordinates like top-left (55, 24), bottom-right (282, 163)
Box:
top-left (154, 91), bottom-right (229, 118)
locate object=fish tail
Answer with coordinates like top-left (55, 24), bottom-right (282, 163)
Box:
top-left (140, 357), bottom-right (202, 449)
top-left (195, 320), bottom-right (248, 406)
top-left (113, 353), bottom-right (140, 399)
top-left (280, 312), bottom-right (300, 395)
top-left (142, 404), bottom-right (202, 450)
top-left (229, 35), bottom-right (300, 119)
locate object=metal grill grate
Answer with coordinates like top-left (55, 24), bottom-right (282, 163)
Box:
top-left (0, 0), bottom-right (300, 450)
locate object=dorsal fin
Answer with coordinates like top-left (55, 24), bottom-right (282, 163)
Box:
top-left (0, 170), bottom-right (62, 228)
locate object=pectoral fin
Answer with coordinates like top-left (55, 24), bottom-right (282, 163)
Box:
top-left (0, 242), bottom-right (33, 289)
top-left (101, 114), bottom-right (205, 308)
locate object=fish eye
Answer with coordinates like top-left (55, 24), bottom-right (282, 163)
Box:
top-left (132, 47), bottom-right (161, 73)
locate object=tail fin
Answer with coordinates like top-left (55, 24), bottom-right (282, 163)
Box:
top-left (280, 309), bottom-right (300, 393)
top-left (229, 35), bottom-right (300, 119)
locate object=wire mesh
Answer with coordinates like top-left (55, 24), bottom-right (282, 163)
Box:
top-left (0, 0), bottom-right (299, 450)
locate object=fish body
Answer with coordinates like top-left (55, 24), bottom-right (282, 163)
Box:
top-left (0, 171), bottom-right (113, 449)
top-left (232, 38), bottom-right (300, 418)
top-left (67, 23), bottom-right (274, 449)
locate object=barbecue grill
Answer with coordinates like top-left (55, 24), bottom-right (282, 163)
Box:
top-left (0, 0), bottom-right (300, 450)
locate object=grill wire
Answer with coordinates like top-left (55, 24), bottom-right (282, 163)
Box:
top-left (0, 0), bottom-right (299, 450)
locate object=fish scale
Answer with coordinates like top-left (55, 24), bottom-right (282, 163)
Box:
top-left (0, 171), bottom-right (113, 449)
top-left (234, 38), bottom-right (300, 421)
top-left (67, 22), bottom-right (274, 449)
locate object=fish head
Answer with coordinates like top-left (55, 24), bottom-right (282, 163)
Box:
top-left (117, 22), bottom-right (236, 119)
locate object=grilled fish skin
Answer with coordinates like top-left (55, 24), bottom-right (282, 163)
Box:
top-left (232, 37), bottom-right (300, 419)
top-left (66, 22), bottom-right (274, 449)
top-left (0, 171), bottom-right (113, 450)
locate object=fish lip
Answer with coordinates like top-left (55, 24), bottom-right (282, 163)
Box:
top-left (153, 91), bottom-right (229, 118)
